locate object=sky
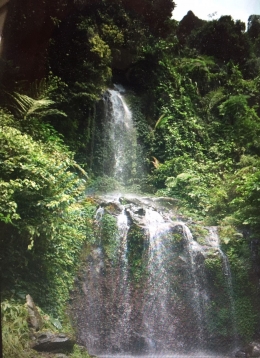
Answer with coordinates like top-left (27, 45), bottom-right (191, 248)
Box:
top-left (172, 0), bottom-right (260, 26)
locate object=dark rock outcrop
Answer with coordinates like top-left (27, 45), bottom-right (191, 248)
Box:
top-left (32, 331), bottom-right (75, 353)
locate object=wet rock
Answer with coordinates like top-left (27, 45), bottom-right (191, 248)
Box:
top-left (104, 201), bottom-right (122, 215)
top-left (26, 294), bottom-right (43, 331)
top-left (32, 331), bottom-right (75, 353)
top-left (153, 196), bottom-right (179, 209)
top-left (235, 351), bottom-right (247, 358)
top-left (236, 342), bottom-right (260, 357)
top-left (71, 193), bottom-right (240, 353)
top-left (125, 205), bottom-right (146, 226)
top-left (249, 341), bottom-right (260, 357)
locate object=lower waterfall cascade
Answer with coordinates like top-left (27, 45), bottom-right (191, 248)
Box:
top-left (72, 194), bottom-right (238, 356)
top-left (71, 86), bottom-right (240, 357)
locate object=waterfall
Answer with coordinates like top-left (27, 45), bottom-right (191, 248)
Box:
top-left (182, 224), bottom-right (209, 346)
top-left (142, 208), bottom-right (175, 352)
top-left (102, 87), bottom-right (137, 185)
top-left (112, 209), bottom-right (132, 350)
top-left (206, 227), bottom-right (238, 348)
top-left (72, 86), bottom-right (237, 357)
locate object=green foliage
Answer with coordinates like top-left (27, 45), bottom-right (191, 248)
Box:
top-left (127, 225), bottom-right (147, 283)
top-left (218, 94), bottom-right (260, 151)
top-left (205, 156), bottom-right (260, 235)
top-left (229, 158), bottom-right (260, 232)
top-left (70, 344), bottom-right (92, 358)
top-left (101, 23), bottom-right (124, 47)
top-left (0, 114), bottom-right (86, 229)
top-left (8, 92), bottom-right (65, 120)
top-left (190, 225), bottom-right (208, 245)
top-left (188, 16), bottom-right (251, 65)
top-left (1, 298), bottom-right (90, 358)
top-left (204, 255), bottom-right (224, 287)
top-left (171, 232), bottom-right (183, 243)
top-left (87, 175), bottom-right (124, 194)
top-left (247, 15), bottom-right (260, 58)
top-left (217, 225), bottom-right (257, 342)
top-left (0, 104), bottom-right (96, 318)
top-left (2, 0), bottom-right (260, 349)
top-left (235, 297), bottom-right (257, 341)
top-left (99, 213), bottom-right (119, 262)
top-left (142, 42), bottom-right (260, 229)
top-left (206, 303), bottom-right (233, 338)
top-left (49, 14), bottom-right (112, 96)
top-left (1, 300), bottom-right (30, 358)
top-left (204, 254), bottom-right (237, 340)
top-left (201, 87), bottom-right (225, 115)
top-left (203, 248), bottom-right (256, 343)
top-left (47, 13), bottom-right (113, 156)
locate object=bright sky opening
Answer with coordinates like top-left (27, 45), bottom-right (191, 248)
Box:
top-left (172, 0), bottom-right (260, 26)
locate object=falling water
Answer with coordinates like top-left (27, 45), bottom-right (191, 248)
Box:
top-left (72, 86), bottom-right (237, 357)
top-left (206, 227), bottom-right (238, 348)
top-left (112, 208), bottom-right (132, 350)
top-left (142, 208), bottom-right (175, 352)
top-left (182, 224), bottom-right (209, 345)
top-left (103, 87), bottom-right (137, 184)
top-left (95, 206), bottom-right (105, 222)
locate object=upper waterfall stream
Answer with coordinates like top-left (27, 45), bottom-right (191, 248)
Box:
top-left (71, 86), bottom-right (237, 357)
top-left (101, 86), bottom-right (138, 185)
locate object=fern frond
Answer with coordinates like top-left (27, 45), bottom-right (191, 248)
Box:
top-left (202, 88), bottom-right (225, 114)
top-left (9, 93), bottom-right (34, 117)
top-left (7, 92), bottom-right (66, 119)
top-left (11, 92), bottom-right (54, 118)
top-left (180, 56), bottom-right (215, 73)
top-left (26, 98), bottom-right (54, 116)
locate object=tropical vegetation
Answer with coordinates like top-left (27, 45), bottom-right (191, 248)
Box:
top-left (1, 0), bottom-right (260, 356)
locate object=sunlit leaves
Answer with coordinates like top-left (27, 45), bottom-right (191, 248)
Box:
top-left (218, 94), bottom-right (248, 119)
top-left (0, 109), bottom-right (94, 317)
top-left (8, 92), bottom-right (66, 120)
top-left (1, 301), bottom-right (29, 358)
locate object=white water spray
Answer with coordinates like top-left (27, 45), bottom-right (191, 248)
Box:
top-left (73, 86), bottom-right (238, 356)
top-left (206, 227), bottom-right (238, 348)
top-left (103, 88), bottom-right (137, 184)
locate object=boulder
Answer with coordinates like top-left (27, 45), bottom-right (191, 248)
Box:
top-left (26, 294), bottom-right (43, 331)
top-left (32, 331), bottom-right (75, 353)
top-left (249, 341), bottom-right (260, 357)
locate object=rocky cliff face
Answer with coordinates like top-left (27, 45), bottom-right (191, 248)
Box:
top-left (70, 194), bottom-right (238, 355)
